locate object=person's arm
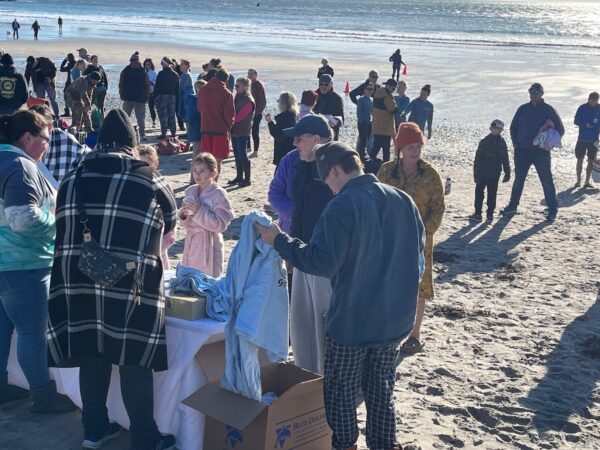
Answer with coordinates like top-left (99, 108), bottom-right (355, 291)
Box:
top-left (501, 140), bottom-right (511, 181)
top-left (427, 104), bottom-right (433, 139)
top-left (118, 69), bottom-right (125, 99)
top-left (224, 93), bottom-right (235, 129)
top-left (268, 117), bottom-right (284, 140)
top-left (330, 67), bottom-right (334, 77)
top-left (102, 67), bottom-right (109, 89)
top-left (153, 175), bottom-right (178, 235)
top-left (510, 107), bottom-right (521, 148)
top-left (574, 105), bottom-right (584, 127)
top-left (402, 99), bottom-right (414, 117)
top-left (3, 165), bottom-right (55, 238)
top-left (268, 156), bottom-right (294, 219)
top-left (551, 106), bottom-right (565, 137)
top-left (385, 93), bottom-right (397, 114)
top-left (423, 169), bottom-right (445, 235)
top-left (255, 83), bottom-right (266, 115)
top-left (182, 192), bottom-right (234, 233)
top-left (349, 82), bottom-right (364, 105)
top-left (273, 201), bottom-right (350, 278)
top-left (473, 142), bottom-right (482, 183)
top-left (60, 58), bottom-right (70, 72)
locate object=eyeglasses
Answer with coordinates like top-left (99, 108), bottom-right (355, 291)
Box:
top-left (36, 133), bottom-right (50, 143)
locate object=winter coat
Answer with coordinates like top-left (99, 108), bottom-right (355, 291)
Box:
top-left (183, 93), bottom-right (201, 141)
top-left (153, 66), bottom-right (179, 97)
top-left (267, 110), bottom-right (297, 165)
top-left (510, 100), bottom-right (564, 150)
top-left (119, 64), bottom-right (150, 103)
top-left (356, 96), bottom-right (372, 124)
top-left (317, 65), bottom-right (334, 79)
top-left (0, 65), bottom-right (28, 112)
top-left (231, 93), bottom-right (255, 138)
top-left (268, 149), bottom-right (299, 234)
top-left (313, 89), bottom-right (344, 140)
top-left (47, 150), bottom-right (177, 371)
top-left (198, 78), bottom-right (235, 136)
top-left (474, 134), bottom-right (511, 181)
top-left (60, 58), bottom-right (75, 89)
top-left (180, 183), bottom-right (233, 278)
top-left (371, 87), bottom-right (397, 137)
top-left (64, 76), bottom-right (95, 108)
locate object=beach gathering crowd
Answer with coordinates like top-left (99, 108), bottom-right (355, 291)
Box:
top-left (0, 37), bottom-right (599, 450)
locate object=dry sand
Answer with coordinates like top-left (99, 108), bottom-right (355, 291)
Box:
top-left (1, 37), bottom-right (599, 450)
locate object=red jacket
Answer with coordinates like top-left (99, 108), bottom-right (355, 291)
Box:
top-left (198, 78), bottom-right (235, 136)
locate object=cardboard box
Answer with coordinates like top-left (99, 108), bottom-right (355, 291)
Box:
top-left (183, 340), bottom-right (332, 450)
top-left (165, 291), bottom-right (207, 320)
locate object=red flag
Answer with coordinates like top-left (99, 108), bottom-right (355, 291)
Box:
top-left (402, 65), bottom-right (407, 76)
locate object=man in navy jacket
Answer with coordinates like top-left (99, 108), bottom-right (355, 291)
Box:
top-left (502, 83), bottom-right (564, 222)
top-left (256, 142), bottom-right (424, 450)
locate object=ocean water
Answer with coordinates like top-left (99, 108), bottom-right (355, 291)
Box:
top-left (2, 0), bottom-right (600, 57)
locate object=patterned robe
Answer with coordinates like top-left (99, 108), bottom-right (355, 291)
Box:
top-left (47, 150), bottom-right (177, 370)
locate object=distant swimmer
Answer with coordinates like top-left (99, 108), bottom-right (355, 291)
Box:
top-left (31, 20), bottom-right (41, 40)
top-left (58, 16), bottom-right (63, 33)
top-left (257, 2), bottom-right (260, 6)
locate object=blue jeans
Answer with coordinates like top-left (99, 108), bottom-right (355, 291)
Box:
top-left (507, 147), bottom-right (558, 213)
top-left (232, 136), bottom-right (249, 164)
top-left (0, 268), bottom-right (52, 389)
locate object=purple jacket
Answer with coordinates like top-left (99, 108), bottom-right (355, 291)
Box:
top-left (268, 149), bottom-right (299, 234)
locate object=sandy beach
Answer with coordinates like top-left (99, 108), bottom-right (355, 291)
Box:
top-left (1, 35), bottom-right (599, 450)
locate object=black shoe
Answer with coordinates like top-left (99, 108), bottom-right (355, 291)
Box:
top-left (82, 423), bottom-right (122, 449)
top-left (240, 160), bottom-right (251, 187)
top-left (500, 206), bottom-right (517, 216)
top-left (157, 434), bottom-right (176, 450)
top-left (0, 382), bottom-right (29, 404)
top-left (227, 177), bottom-right (242, 185)
top-left (486, 214), bottom-right (494, 223)
top-left (469, 213), bottom-right (482, 222)
top-left (30, 381), bottom-right (77, 413)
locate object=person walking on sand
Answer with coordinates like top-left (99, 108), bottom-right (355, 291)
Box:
top-left (119, 52), bottom-right (151, 141)
top-left (314, 74), bottom-right (344, 140)
top-left (11, 19), bottom-right (20, 40)
top-left (370, 78), bottom-right (398, 162)
top-left (256, 141), bottom-right (424, 450)
top-left (248, 68), bottom-right (266, 158)
top-left (501, 83), bottom-right (564, 222)
top-left (573, 91), bottom-right (600, 188)
top-left (317, 58), bottom-right (334, 79)
top-left (57, 17), bottom-right (63, 33)
top-left (389, 48), bottom-right (405, 81)
top-left (404, 84), bottom-right (433, 139)
top-left (378, 122), bottom-right (445, 355)
top-left (470, 119), bottom-right (511, 223)
top-left (31, 21), bottom-right (41, 40)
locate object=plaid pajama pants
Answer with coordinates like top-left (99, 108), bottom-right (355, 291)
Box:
top-left (324, 336), bottom-right (401, 450)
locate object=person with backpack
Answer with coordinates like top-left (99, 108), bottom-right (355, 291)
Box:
top-left (0, 54), bottom-right (28, 116)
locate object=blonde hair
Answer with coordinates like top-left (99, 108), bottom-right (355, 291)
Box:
top-left (278, 91), bottom-right (299, 115)
top-left (136, 144), bottom-right (159, 166)
top-left (397, 80), bottom-right (407, 89)
top-left (194, 79), bottom-right (207, 91)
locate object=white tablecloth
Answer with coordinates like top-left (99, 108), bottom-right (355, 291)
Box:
top-left (7, 316), bottom-right (226, 450)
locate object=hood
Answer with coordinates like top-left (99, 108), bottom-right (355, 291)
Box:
top-left (81, 151), bottom-right (148, 175)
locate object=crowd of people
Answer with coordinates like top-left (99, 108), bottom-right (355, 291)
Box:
top-left (0, 44), bottom-right (598, 450)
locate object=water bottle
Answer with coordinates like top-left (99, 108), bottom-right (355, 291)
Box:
top-left (445, 177), bottom-right (452, 195)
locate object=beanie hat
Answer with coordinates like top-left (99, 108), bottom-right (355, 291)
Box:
top-left (130, 51), bottom-right (140, 63)
top-left (97, 109), bottom-right (138, 149)
top-left (88, 71), bottom-right (101, 82)
top-left (0, 53), bottom-right (13, 66)
top-left (301, 90), bottom-right (318, 107)
top-left (161, 56), bottom-right (172, 67)
top-left (395, 122), bottom-right (425, 150)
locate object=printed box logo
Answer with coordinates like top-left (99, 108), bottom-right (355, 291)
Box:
top-left (274, 425), bottom-right (292, 448)
top-left (225, 425), bottom-right (244, 448)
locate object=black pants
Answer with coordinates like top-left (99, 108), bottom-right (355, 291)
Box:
top-left (79, 356), bottom-right (161, 450)
top-left (475, 176), bottom-right (500, 217)
top-left (148, 94), bottom-right (157, 123)
top-left (357, 122), bottom-right (371, 160)
top-left (392, 65), bottom-right (401, 80)
top-left (369, 134), bottom-right (391, 162)
top-left (248, 114), bottom-right (262, 153)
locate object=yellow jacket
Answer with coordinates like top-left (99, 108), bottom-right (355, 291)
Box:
top-left (377, 158), bottom-right (445, 235)
top-left (371, 86), bottom-right (397, 137)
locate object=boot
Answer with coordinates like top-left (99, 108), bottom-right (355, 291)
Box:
top-left (239, 160), bottom-right (251, 187)
top-left (61, 107), bottom-right (70, 117)
top-left (228, 159), bottom-right (243, 185)
top-left (0, 380), bottom-right (29, 404)
top-left (31, 380), bottom-right (77, 413)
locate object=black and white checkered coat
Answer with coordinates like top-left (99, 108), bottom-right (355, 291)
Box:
top-left (47, 150), bottom-right (177, 371)
top-left (43, 128), bottom-right (91, 183)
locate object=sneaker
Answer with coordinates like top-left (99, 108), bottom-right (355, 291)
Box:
top-left (500, 206), bottom-right (517, 216)
top-left (546, 209), bottom-right (557, 223)
top-left (82, 423), bottom-right (122, 449)
top-left (486, 214), bottom-right (494, 223)
top-left (156, 434), bottom-right (176, 450)
top-left (469, 213), bottom-right (482, 222)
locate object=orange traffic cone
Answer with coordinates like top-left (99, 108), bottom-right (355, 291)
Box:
top-left (402, 65), bottom-right (407, 76)
top-left (344, 81), bottom-right (350, 94)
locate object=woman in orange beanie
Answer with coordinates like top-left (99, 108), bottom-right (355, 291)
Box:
top-left (377, 122), bottom-right (445, 354)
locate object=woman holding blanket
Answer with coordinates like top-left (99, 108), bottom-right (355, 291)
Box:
top-left (378, 122), bottom-right (445, 354)
top-left (229, 77), bottom-right (255, 187)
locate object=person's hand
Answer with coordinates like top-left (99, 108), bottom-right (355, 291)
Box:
top-left (182, 201), bottom-right (199, 216)
top-left (254, 221), bottom-right (282, 246)
top-left (502, 174), bottom-right (511, 183)
top-left (264, 113), bottom-right (272, 123)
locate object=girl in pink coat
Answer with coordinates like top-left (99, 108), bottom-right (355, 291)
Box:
top-left (179, 153), bottom-right (234, 277)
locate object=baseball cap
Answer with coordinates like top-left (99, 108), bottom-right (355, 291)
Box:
top-left (77, 48), bottom-right (87, 53)
top-left (529, 83), bottom-right (544, 95)
top-left (490, 119), bottom-right (505, 130)
top-left (315, 142), bottom-right (359, 181)
top-left (319, 74), bottom-right (333, 84)
top-left (283, 115), bottom-right (331, 139)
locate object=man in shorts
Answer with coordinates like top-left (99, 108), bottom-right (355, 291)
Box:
top-left (198, 69), bottom-right (235, 178)
top-left (573, 91), bottom-right (600, 188)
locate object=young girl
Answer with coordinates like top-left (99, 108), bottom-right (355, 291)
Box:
top-left (136, 144), bottom-right (177, 270)
top-left (229, 77), bottom-right (255, 187)
top-left (180, 153), bottom-right (234, 277)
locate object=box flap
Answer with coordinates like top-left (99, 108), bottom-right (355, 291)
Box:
top-left (276, 364), bottom-right (323, 400)
top-left (182, 383), bottom-right (267, 430)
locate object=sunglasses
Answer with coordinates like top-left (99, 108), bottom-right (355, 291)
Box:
top-left (529, 89), bottom-right (542, 96)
